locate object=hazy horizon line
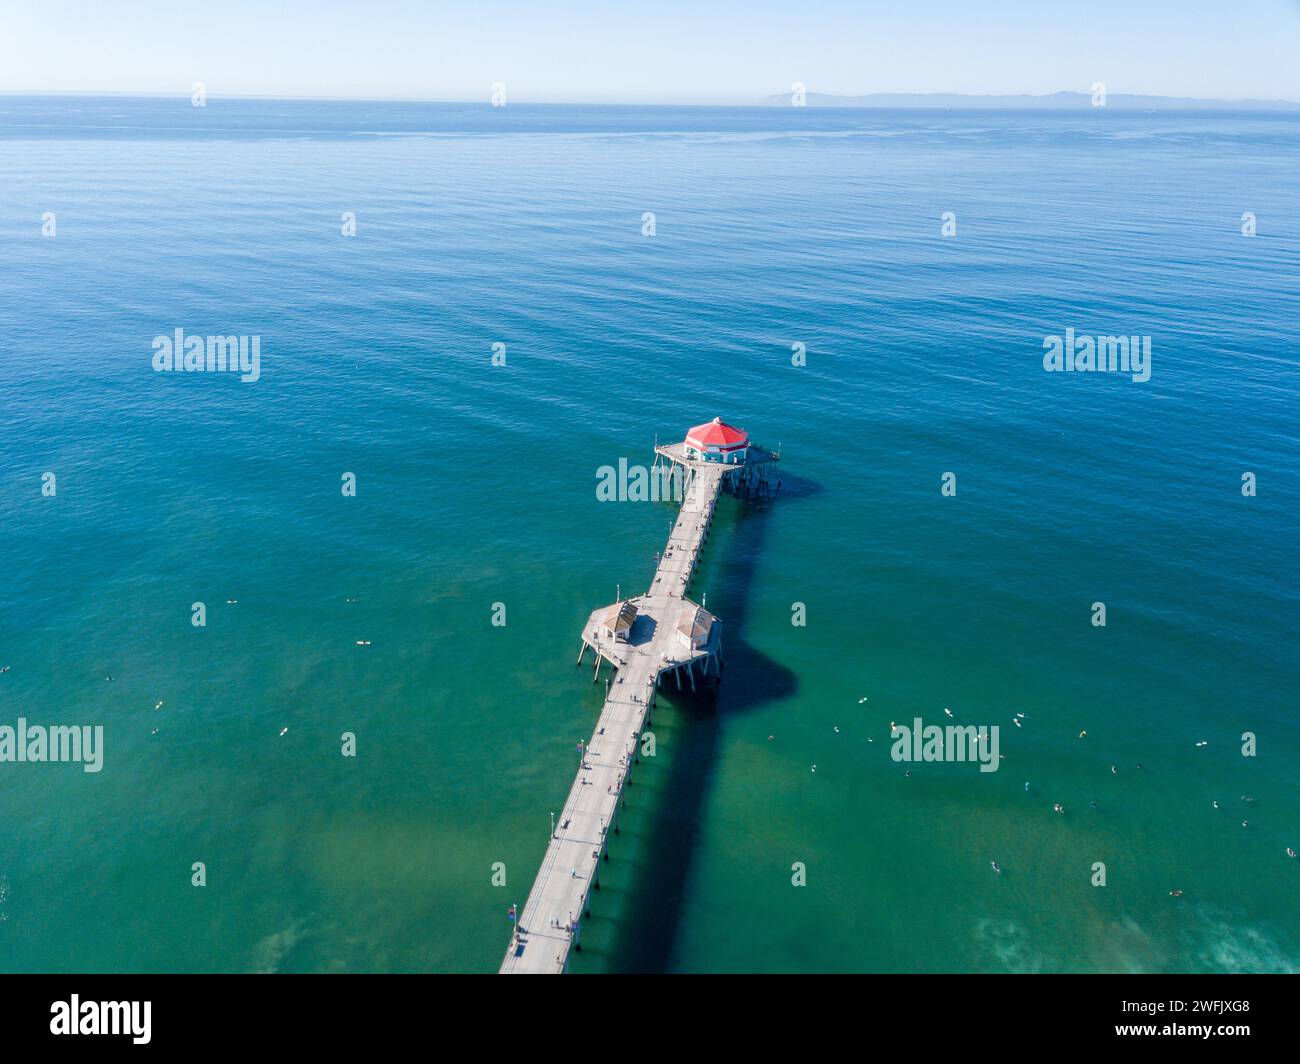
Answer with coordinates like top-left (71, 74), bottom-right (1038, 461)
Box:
top-left (4, 88), bottom-right (1300, 109)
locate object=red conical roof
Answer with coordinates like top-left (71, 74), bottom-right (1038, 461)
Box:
top-left (685, 416), bottom-right (748, 448)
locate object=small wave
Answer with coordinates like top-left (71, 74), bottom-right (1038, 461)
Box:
top-left (1193, 915), bottom-right (1297, 973)
top-left (974, 917), bottom-right (1048, 973)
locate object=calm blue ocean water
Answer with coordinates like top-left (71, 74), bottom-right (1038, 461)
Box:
top-left (0, 96), bottom-right (1297, 972)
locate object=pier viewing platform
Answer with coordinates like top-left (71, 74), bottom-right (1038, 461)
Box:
top-left (500, 419), bottom-right (778, 974)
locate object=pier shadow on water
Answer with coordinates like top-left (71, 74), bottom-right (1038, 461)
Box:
top-left (605, 470), bottom-right (819, 972)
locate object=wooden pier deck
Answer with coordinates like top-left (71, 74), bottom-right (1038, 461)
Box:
top-left (499, 439), bottom-right (776, 974)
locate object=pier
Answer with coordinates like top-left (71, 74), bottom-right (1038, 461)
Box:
top-left (500, 421), bottom-right (779, 974)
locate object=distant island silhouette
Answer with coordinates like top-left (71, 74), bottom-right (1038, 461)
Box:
top-left (762, 90), bottom-right (1300, 111)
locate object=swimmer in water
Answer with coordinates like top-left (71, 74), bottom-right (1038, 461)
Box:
top-left (1024, 782), bottom-right (1030, 792)
top-left (1111, 765), bottom-right (1117, 775)
top-left (1213, 800), bottom-right (1220, 809)
top-left (991, 860), bottom-right (1001, 874)
top-left (944, 708), bottom-right (953, 718)
top-left (1053, 802), bottom-right (1064, 814)
top-left (1288, 848), bottom-right (1297, 859)
top-left (1170, 889), bottom-right (1184, 897)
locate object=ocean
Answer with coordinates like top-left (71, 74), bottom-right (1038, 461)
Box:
top-left (0, 96), bottom-right (1297, 973)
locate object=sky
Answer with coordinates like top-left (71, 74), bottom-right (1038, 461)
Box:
top-left (2, 0), bottom-right (1299, 104)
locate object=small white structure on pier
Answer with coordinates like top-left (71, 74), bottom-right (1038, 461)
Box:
top-left (676, 603), bottom-right (717, 652)
top-left (598, 600), bottom-right (637, 643)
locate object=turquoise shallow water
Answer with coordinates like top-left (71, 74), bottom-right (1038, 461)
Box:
top-left (0, 97), bottom-right (1297, 972)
